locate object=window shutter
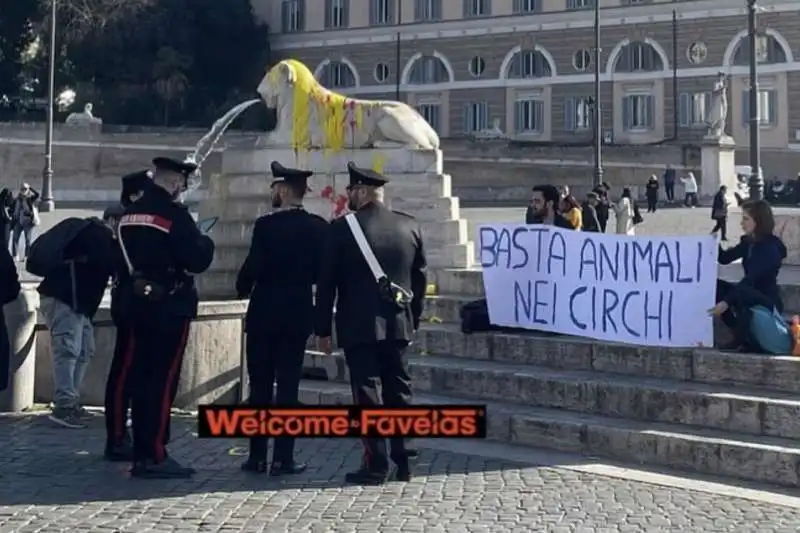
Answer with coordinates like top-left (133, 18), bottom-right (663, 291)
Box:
top-left (432, 105), bottom-right (440, 132)
top-left (369, 0), bottom-right (375, 24)
top-left (343, 0), bottom-right (350, 26)
top-left (742, 90), bottom-right (750, 126)
top-left (566, 0), bottom-right (575, 8)
top-left (463, 103), bottom-right (473, 133)
top-left (481, 102), bottom-right (489, 129)
top-left (414, 0), bottom-right (421, 20)
top-left (513, 0), bottom-right (522, 13)
top-left (514, 101), bottom-right (523, 132)
top-left (484, 0), bottom-right (492, 15)
top-left (433, 0), bottom-right (442, 19)
top-left (678, 93), bottom-right (689, 126)
top-left (324, 0), bottom-right (332, 28)
top-left (388, 0), bottom-right (396, 23)
top-left (534, 101), bottom-right (544, 132)
top-left (509, 54), bottom-right (521, 78)
top-left (622, 96), bottom-right (630, 130)
top-left (703, 92), bottom-right (712, 123)
top-left (281, 1), bottom-right (289, 31)
top-left (768, 90), bottom-right (778, 125)
top-left (298, 0), bottom-right (305, 29)
top-left (463, 0), bottom-right (470, 17)
top-left (646, 95), bottom-right (655, 128)
top-left (564, 97), bottom-right (575, 131)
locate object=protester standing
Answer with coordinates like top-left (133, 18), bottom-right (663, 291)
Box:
top-left (38, 207), bottom-right (120, 428)
top-left (614, 188), bottom-right (636, 235)
top-left (315, 163), bottom-right (427, 485)
top-left (710, 185), bottom-right (729, 241)
top-left (104, 170), bottom-right (153, 461)
top-left (526, 185), bottom-right (573, 228)
top-left (116, 157), bottom-right (214, 479)
top-left (710, 200), bottom-right (786, 350)
top-left (593, 183), bottom-right (611, 232)
top-left (235, 162), bottom-right (328, 476)
top-left (645, 175), bottom-right (660, 213)
top-left (681, 172), bottom-right (699, 207)
top-left (11, 183), bottom-right (39, 261)
top-left (560, 195), bottom-right (583, 230)
top-left (581, 193), bottom-right (601, 233)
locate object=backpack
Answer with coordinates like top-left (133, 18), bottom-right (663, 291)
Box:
top-left (632, 203), bottom-right (644, 225)
top-left (747, 305), bottom-right (792, 355)
top-left (26, 217), bottom-right (92, 277)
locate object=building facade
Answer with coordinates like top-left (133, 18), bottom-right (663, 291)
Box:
top-left (251, 0), bottom-right (800, 150)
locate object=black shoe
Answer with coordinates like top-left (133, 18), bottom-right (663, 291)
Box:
top-left (104, 442), bottom-right (133, 462)
top-left (241, 458), bottom-right (268, 474)
top-left (394, 463), bottom-right (412, 482)
top-left (406, 449), bottom-right (419, 460)
top-left (270, 461), bottom-right (307, 476)
top-left (344, 466), bottom-right (388, 485)
top-left (130, 457), bottom-right (195, 479)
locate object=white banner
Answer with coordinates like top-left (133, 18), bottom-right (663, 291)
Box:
top-left (479, 225), bottom-right (718, 347)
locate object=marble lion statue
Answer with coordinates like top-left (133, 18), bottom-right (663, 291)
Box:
top-left (257, 59), bottom-right (440, 150)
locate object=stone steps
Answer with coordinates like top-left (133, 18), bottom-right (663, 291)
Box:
top-left (303, 351), bottom-right (800, 439)
top-left (296, 380), bottom-right (800, 488)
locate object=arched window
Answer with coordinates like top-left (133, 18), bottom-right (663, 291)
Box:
top-left (732, 35), bottom-right (787, 65)
top-left (507, 50), bottom-right (552, 78)
top-left (613, 41), bottom-right (664, 73)
top-left (408, 55), bottom-right (450, 84)
top-left (317, 61), bottom-right (357, 88)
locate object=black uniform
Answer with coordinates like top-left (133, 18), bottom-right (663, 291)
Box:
top-left (104, 170), bottom-right (154, 461)
top-left (116, 157), bottom-right (215, 479)
top-left (315, 163), bottom-right (427, 484)
top-left (235, 162), bottom-right (328, 475)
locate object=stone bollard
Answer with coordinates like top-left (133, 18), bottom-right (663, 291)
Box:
top-left (0, 288), bottom-right (39, 412)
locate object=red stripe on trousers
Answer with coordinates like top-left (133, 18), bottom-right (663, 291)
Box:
top-left (114, 330), bottom-right (136, 441)
top-left (154, 320), bottom-right (190, 462)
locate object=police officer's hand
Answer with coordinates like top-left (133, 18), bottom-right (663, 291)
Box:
top-left (315, 336), bottom-right (332, 355)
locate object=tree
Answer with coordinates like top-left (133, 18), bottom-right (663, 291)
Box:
top-left (0, 2), bottom-right (40, 101)
top-left (152, 47), bottom-right (192, 125)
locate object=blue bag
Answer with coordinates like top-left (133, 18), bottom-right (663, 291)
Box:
top-left (748, 305), bottom-right (792, 355)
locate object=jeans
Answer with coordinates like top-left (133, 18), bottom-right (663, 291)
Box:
top-left (40, 297), bottom-right (95, 409)
top-left (684, 192), bottom-right (698, 207)
top-left (12, 225), bottom-right (32, 259)
top-left (711, 217), bottom-right (728, 240)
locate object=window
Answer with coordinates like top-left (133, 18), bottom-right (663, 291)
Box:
top-left (370, 0), bottom-right (395, 25)
top-left (324, 0), bottom-right (349, 29)
top-left (514, 97), bottom-right (544, 134)
top-left (416, 103), bottom-right (441, 133)
top-left (320, 62), bottom-right (356, 88)
top-left (512, 0), bottom-right (540, 13)
top-left (508, 50), bottom-right (552, 78)
top-left (566, 0), bottom-right (594, 9)
top-left (464, 0), bottom-right (491, 18)
top-left (564, 97), bottom-right (592, 131)
top-left (469, 56), bottom-right (486, 77)
top-left (614, 42), bottom-right (663, 73)
top-left (408, 56), bottom-right (449, 84)
top-left (415, 0), bottom-right (442, 21)
top-left (622, 94), bottom-right (655, 131)
top-left (733, 36), bottom-right (787, 65)
top-left (678, 92), bottom-right (711, 127)
top-left (374, 63), bottom-right (390, 83)
top-left (742, 89), bottom-right (778, 127)
top-left (463, 102), bottom-right (489, 133)
top-left (573, 49), bottom-right (591, 72)
top-left (281, 0), bottom-right (305, 33)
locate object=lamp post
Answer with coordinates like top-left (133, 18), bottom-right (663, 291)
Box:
top-left (40, 0), bottom-right (57, 212)
top-left (394, 0), bottom-right (402, 101)
top-left (747, 0), bottom-right (763, 201)
top-left (592, 0), bottom-right (603, 187)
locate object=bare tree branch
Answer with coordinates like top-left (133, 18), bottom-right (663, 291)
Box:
top-left (40, 0), bottom-right (156, 41)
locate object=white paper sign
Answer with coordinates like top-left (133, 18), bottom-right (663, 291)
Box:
top-left (479, 225), bottom-right (718, 347)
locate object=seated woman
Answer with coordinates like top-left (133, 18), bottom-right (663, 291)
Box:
top-left (560, 195), bottom-right (583, 230)
top-left (709, 200), bottom-right (787, 350)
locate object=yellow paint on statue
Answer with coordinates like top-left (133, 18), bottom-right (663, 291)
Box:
top-left (268, 59), bottom-right (364, 152)
top-left (371, 154), bottom-right (385, 173)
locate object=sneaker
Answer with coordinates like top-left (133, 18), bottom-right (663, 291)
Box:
top-left (48, 407), bottom-right (86, 428)
top-left (74, 405), bottom-right (91, 418)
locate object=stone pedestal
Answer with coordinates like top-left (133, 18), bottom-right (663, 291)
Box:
top-left (700, 135), bottom-right (737, 201)
top-left (196, 147), bottom-right (474, 299)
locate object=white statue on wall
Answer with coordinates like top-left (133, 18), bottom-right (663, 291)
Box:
top-left (706, 72), bottom-right (728, 139)
top-left (65, 103), bottom-right (102, 126)
top-left (257, 59), bottom-right (440, 150)
top-left (472, 118), bottom-right (507, 140)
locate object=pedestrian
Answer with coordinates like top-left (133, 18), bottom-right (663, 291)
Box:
top-left (236, 161), bottom-right (328, 476)
top-left (681, 172), bottom-right (699, 207)
top-left (663, 165), bottom-right (676, 203)
top-left (0, 236), bottom-right (21, 396)
top-left (614, 188), bottom-right (636, 236)
top-left (315, 162), bottom-right (427, 485)
top-left (116, 157), bottom-right (215, 479)
top-left (11, 183), bottom-right (39, 261)
top-left (0, 188), bottom-right (14, 251)
top-left (38, 207), bottom-right (120, 428)
top-left (581, 192), bottom-right (601, 233)
top-left (104, 170), bottom-right (153, 461)
top-left (593, 183), bottom-right (611, 233)
top-left (710, 185), bottom-right (729, 241)
top-left (560, 194), bottom-right (582, 230)
top-left (645, 175), bottom-right (659, 213)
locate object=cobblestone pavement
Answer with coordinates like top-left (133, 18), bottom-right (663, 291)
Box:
top-left (2, 412), bottom-right (800, 533)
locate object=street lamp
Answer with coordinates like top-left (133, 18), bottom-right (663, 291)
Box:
top-left (394, 0), bottom-right (402, 101)
top-left (592, 0), bottom-right (603, 187)
top-left (747, 0), bottom-right (763, 201)
top-left (40, 0), bottom-right (57, 212)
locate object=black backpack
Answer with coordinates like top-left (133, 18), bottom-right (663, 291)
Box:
top-left (26, 217), bottom-right (92, 277)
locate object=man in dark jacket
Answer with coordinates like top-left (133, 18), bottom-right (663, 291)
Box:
top-left (236, 161), bottom-right (328, 476)
top-left (104, 170), bottom-right (153, 461)
top-left (525, 185), bottom-right (573, 228)
top-left (592, 183), bottom-right (611, 232)
top-left (39, 207), bottom-right (120, 428)
top-left (117, 156), bottom-right (215, 479)
top-left (315, 163), bottom-right (427, 485)
top-left (581, 192), bottom-right (601, 233)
